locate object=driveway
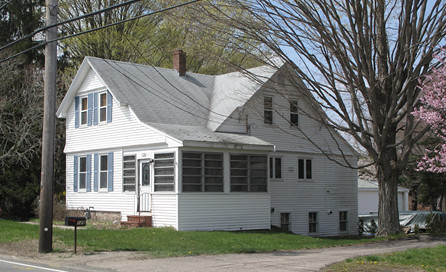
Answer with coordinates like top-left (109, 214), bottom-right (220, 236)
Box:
top-left (1, 236), bottom-right (445, 272)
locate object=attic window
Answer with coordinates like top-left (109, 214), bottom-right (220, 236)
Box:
top-left (81, 97), bottom-right (88, 125)
top-left (99, 92), bottom-right (107, 122)
top-left (290, 100), bottom-right (298, 126)
top-left (264, 96), bottom-right (273, 124)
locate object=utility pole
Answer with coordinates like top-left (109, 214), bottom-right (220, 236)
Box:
top-left (39, 0), bottom-right (58, 253)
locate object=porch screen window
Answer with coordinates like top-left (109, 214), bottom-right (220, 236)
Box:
top-left (123, 155), bottom-right (136, 192)
top-left (309, 212), bottom-right (318, 233)
top-left (230, 155), bottom-right (267, 192)
top-left (154, 153), bottom-right (175, 192)
top-left (264, 96), bottom-right (273, 124)
top-left (339, 211), bottom-right (348, 232)
top-left (182, 152), bottom-right (223, 192)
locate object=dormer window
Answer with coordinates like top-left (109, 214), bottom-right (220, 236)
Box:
top-left (80, 97), bottom-right (88, 125)
top-left (75, 90), bottom-right (112, 128)
top-left (99, 92), bottom-right (107, 122)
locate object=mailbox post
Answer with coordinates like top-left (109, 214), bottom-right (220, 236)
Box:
top-left (65, 216), bottom-right (87, 253)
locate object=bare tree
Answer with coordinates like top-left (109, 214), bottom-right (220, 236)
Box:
top-left (197, 0), bottom-right (446, 235)
top-left (0, 54), bottom-right (43, 166)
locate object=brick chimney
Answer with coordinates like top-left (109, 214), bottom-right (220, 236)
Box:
top-left (173, 49), bottom-right (186, 76)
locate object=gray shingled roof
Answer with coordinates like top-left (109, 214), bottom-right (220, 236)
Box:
top-left (76, 57), bottom-right (275, 149)
top-left (358, 179), bottom-right (409, 192)
top-left (88, 57), bottom-right (215, 127)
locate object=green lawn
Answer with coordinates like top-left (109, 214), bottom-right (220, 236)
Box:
top-left (324, 245), bottom-right (446, 272)
top-left (0, 219), bottom-right (394, 257)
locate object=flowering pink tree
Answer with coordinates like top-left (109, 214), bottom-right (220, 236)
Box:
top-left (413, 50), bottom-right (446, 173)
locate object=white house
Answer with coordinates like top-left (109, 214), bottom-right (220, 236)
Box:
top-left (358, 179), bottom-right (409, 214)
top-left (56, 51), bottom-right (358, 236)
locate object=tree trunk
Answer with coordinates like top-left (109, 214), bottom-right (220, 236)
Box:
top-left (376, 155), bottom-right (401, 236)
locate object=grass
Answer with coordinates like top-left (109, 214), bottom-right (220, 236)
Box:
top-left (0, 220), bottom-right (39, 243)
top-left (0, 219), bottom-right (395, 257)
top-left (324, 245), bottom-right (446, 272)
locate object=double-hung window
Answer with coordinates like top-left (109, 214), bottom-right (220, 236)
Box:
top-left (269, 157), bottom-right (282, 180)
top-left (99, 154), bottom-right (108, 190)
top-left (99, 92), bottom-right (107, 122)
top-left (309, 212), bottom-right (318, 233)
top-left (75, 91), bottom-right (112, 128)
top-left (264, 96), bottom-right (273, 124)
top-left (290, 100), bottom-right (298, 126)
top-left (298, 159), bottom-right (312, 180)
top-left (80, 97), bottom-right (88, 125)
top-left (79, 156), bottom-right (87, 190)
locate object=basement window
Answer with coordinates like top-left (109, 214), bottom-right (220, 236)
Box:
top-left (280, 213), bottom-right (290, 231)
top-left (339, 211), bottom-right (348, 232)
top-left (309, 212), bottom-right (318, 233)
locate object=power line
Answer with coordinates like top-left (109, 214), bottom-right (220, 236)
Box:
top-left (0, 0), bottom-right (143, 53)
top-left (103, 59), bottom-right (226, 125)
top-left (0, 0), bottom-right (202, 63)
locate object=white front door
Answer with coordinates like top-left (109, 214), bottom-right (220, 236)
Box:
top-left (138, 160), bottom-right (152, 212)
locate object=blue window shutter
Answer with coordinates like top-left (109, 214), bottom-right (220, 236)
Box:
top-left (86, 154), bottom-right (92, 192)
top-left (107, 90), bottom-right (112, 123)
top-left (107, 152), bottom-right (114, 192)
top-left (73, 155), bottom-right (78, 192)
top-left (74, 96), bottom-right (79, 128)
top-left (87, 93), bottom-right (93, 126)
top-left (94, 153), bottom-right (99, 192)
top-left (93, 92), bottom-right (98, 126)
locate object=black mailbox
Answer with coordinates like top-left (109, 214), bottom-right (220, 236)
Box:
top-left (65, 216), bottom-right (87, 227)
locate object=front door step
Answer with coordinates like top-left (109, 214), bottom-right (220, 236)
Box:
top-left (121, 215), bottom-right (152, 228)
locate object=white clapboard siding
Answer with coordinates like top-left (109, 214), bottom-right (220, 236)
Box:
top-left (177, 193), bottom-right (270, 231)
top-left (218, 84), bottom-right (359, 237)
top-left (219, 84), bottom-right (354, 155)
top-left (65, 70), bottom-right (169, 154)
top-left (269, 152), bottom-right (358, 236)
top-left (78, 68), bottom-right (104, 93)
top-left (66, 151), bottom-right (136, 221)
top-left (151, 194), bottom-right (178, 228)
